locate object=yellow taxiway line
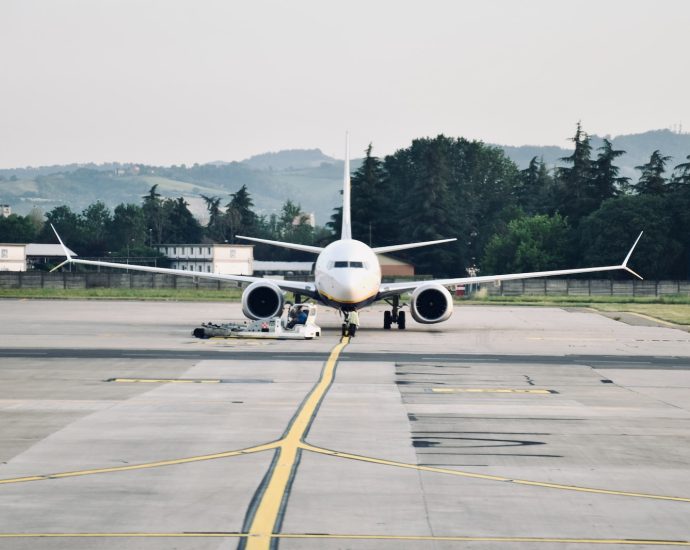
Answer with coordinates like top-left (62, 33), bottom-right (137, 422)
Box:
top-left (299, 443), bottom-right (690, 503)
top-left (0, 442), bottom-right (278, 485)
top-left (243, 337), bottom-right (349, 550)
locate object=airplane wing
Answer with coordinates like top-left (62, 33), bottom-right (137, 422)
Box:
top-left (378, 232), bottom-right (644, 298)
top-left (371, 238), bottom-right (457, 254)
top-left (49, 226), bottom-right (319, 298)
top-left (236, 235), bottom-right (324, 253)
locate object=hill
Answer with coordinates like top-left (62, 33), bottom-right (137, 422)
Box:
top-left (1, 129), bottom-right (688, 225)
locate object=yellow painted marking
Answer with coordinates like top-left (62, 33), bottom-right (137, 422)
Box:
top-left (245, 337), bottom-right (349, 550)
top-left (431, 388), bottom-right (553, 394)
top-left (0, 442), bottom-right (277, 486)
top-left (110, 378), bottom-right (221, 384)
top-left (0, 533), bottom-right (688, 545)
top-left (300, 443), bottom-right (690, 503)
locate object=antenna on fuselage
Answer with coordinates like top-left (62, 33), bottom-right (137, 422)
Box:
top-left (341, 132), bottom-right (352, 240)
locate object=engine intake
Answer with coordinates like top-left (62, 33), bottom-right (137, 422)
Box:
top-left (410, 284), bottom-right (453, 324)
top-left (241, 281), bottom-right (285, 320)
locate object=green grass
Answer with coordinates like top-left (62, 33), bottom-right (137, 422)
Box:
top-left (463, 294), bottom-right (690, 325)
top-left (0, 288), bottom-right (243, 301)
top-left (463, 294), bottom-right (690, 305)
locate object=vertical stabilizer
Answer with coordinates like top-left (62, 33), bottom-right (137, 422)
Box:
top-left (341, 132), bottom-right (352, 240)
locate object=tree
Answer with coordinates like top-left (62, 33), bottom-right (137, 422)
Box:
top-left (38, 205), bottom-right (83, 246)
top-left (350, 144), bottom-right (391, 245)
top-left (591, 139), bottom-right (630, 200)
top-left (671, 154), bottom-right (690, 189)
top-left (162, 197), bottom-right (203, 243)
top-left (109, 203), bottom-right (147, 253)
top-left (81, 202), bottom-right (112, 256)
top-left (0, 214), bottom-right (38, 243)
top-left (516, 156), bottom-right (555, 215)
top-left (142, 184), bottom-right (165, 244)
top-left (225, 185), bottom-right (257, 240)
top-left (633, 150), bottom-right (671, 195)
top-left (579, 195), bottom-right (682, 279)
top-left (481, 214), bottom-right (572, 274)
top-left (554, 122), bottom-right (594, 221)
top-left (201, 195), bottom-right (227, 242)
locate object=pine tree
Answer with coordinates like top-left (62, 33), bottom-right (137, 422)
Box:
top-left (517, 156), bottom-right (554, 215)
top-left (555, 122), bottom-right (594, 221)
top-left (225, 185), bottom-right (257, 240)
top-left (671, 155), bottom-right (690, 189)
top-left (142, 184), bottom-right (165, 244)
top-left (351, 144), bottom-right (389, 245)
top-left (591, 139), bottom-right (630, 200)
top-left (634, 150), bottom-right (671, 195)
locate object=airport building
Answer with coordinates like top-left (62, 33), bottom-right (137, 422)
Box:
top-left (154, 244), bottom-right (254, 275)
top-left (0, 243), bottom-right (78, 271)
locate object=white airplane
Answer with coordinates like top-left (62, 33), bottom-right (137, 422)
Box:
top-left (51, 137), bottom-right (643, 330)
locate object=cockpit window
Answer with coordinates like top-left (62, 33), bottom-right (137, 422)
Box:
top-left (332, 261), bottom-right (366, 268)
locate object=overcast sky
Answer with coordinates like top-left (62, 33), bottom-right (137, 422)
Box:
top-left (1, 0), bottom-right (689, 168)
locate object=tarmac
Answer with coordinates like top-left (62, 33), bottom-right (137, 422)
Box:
top-left (0, 299), bottom-right (689, 549)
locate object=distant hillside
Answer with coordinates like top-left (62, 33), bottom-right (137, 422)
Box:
top-left (2, 129), bottom-right (688, 225)
top-left (497, 129), bottom-right (690, 181)
top-left (241, 148), bottom-right (336, 170)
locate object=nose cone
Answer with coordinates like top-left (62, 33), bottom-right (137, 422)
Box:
top-left (332, 270), bottom-right (376, 303)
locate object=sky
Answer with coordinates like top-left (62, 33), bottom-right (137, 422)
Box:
top-left (1, 0), bottom-right (689, 168)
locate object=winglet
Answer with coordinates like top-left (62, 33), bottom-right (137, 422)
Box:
top-left (49, 224), bottom-right (73, 272)
top-left (621, 231), bottom-right (643, 280)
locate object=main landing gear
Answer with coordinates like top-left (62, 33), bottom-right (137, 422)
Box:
top-left (383, 295), bottom-right (406, 330)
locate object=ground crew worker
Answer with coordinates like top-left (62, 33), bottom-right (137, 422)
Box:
top-left (347, 309), bottom-right (360, 338)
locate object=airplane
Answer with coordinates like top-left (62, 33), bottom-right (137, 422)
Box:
top-left (51, 136), bottom-right (644, 331)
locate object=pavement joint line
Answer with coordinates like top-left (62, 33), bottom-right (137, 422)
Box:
top-left (298, 443), bottom-right (690, 503)
top-left (430, 388), bottom-right (555, 394)
top-left (0, 533), bottom-right (688, 545)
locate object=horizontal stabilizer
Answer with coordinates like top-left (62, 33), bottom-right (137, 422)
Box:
top-left (236, 235), bottom-right (324, 254)
top-left (372, 238), bottom-right (457, 255)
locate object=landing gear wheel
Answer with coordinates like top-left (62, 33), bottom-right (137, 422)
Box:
top-left (398, 311), bottom-right (406, 330)
top-left (383, 310), bottom-right (392, 330)
top-left (341, 323), bottom-right (349, 337)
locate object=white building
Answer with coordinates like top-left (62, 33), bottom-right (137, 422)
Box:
top-left (154, 244), bottom-right (253, 275)
top-left (0, 243), bottom-right (78, 271)
top-left (1, 205), bottom-right (11, 218)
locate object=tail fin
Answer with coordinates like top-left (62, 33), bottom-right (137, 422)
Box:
top-left (341, 132), bottom-right (352, 240)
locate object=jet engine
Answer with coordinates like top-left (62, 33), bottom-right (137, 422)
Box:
top-left (241, 281), bottom-right (285, 320)
top-left (410, 283), bottom-right (453, 324)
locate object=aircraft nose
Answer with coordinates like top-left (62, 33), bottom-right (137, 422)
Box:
top-left (333, 270), bottom-right (373, 302)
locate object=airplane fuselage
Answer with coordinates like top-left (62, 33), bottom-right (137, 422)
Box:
top-left (314, 239), bottom-right (381, 310)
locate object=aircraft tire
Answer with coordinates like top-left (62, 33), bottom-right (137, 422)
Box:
top-left (383, 310), bottom-right (392, 329)
top-left (398, 311), bottom-right (406, 330)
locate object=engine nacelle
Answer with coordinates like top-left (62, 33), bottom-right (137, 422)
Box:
top-left (410, 283), bottom-right (453, 324)
top-left (241, 281), bottom-right (285, 320)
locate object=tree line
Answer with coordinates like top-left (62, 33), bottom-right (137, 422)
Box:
top-left (1, 123), bottom-right (689, 279)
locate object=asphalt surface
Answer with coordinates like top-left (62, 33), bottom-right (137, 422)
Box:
top-left (1, 299), bottom-right (689, 549)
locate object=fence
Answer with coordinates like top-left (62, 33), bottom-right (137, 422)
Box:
top-left (1, 272), bottom-right (689, 297)
top-left (0, 272), bottom-right (240, 290)
top-left (484, 278), bottom-right (690, 297)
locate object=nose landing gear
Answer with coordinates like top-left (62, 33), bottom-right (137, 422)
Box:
top-left (383, 296), bottom-right (406, 330)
